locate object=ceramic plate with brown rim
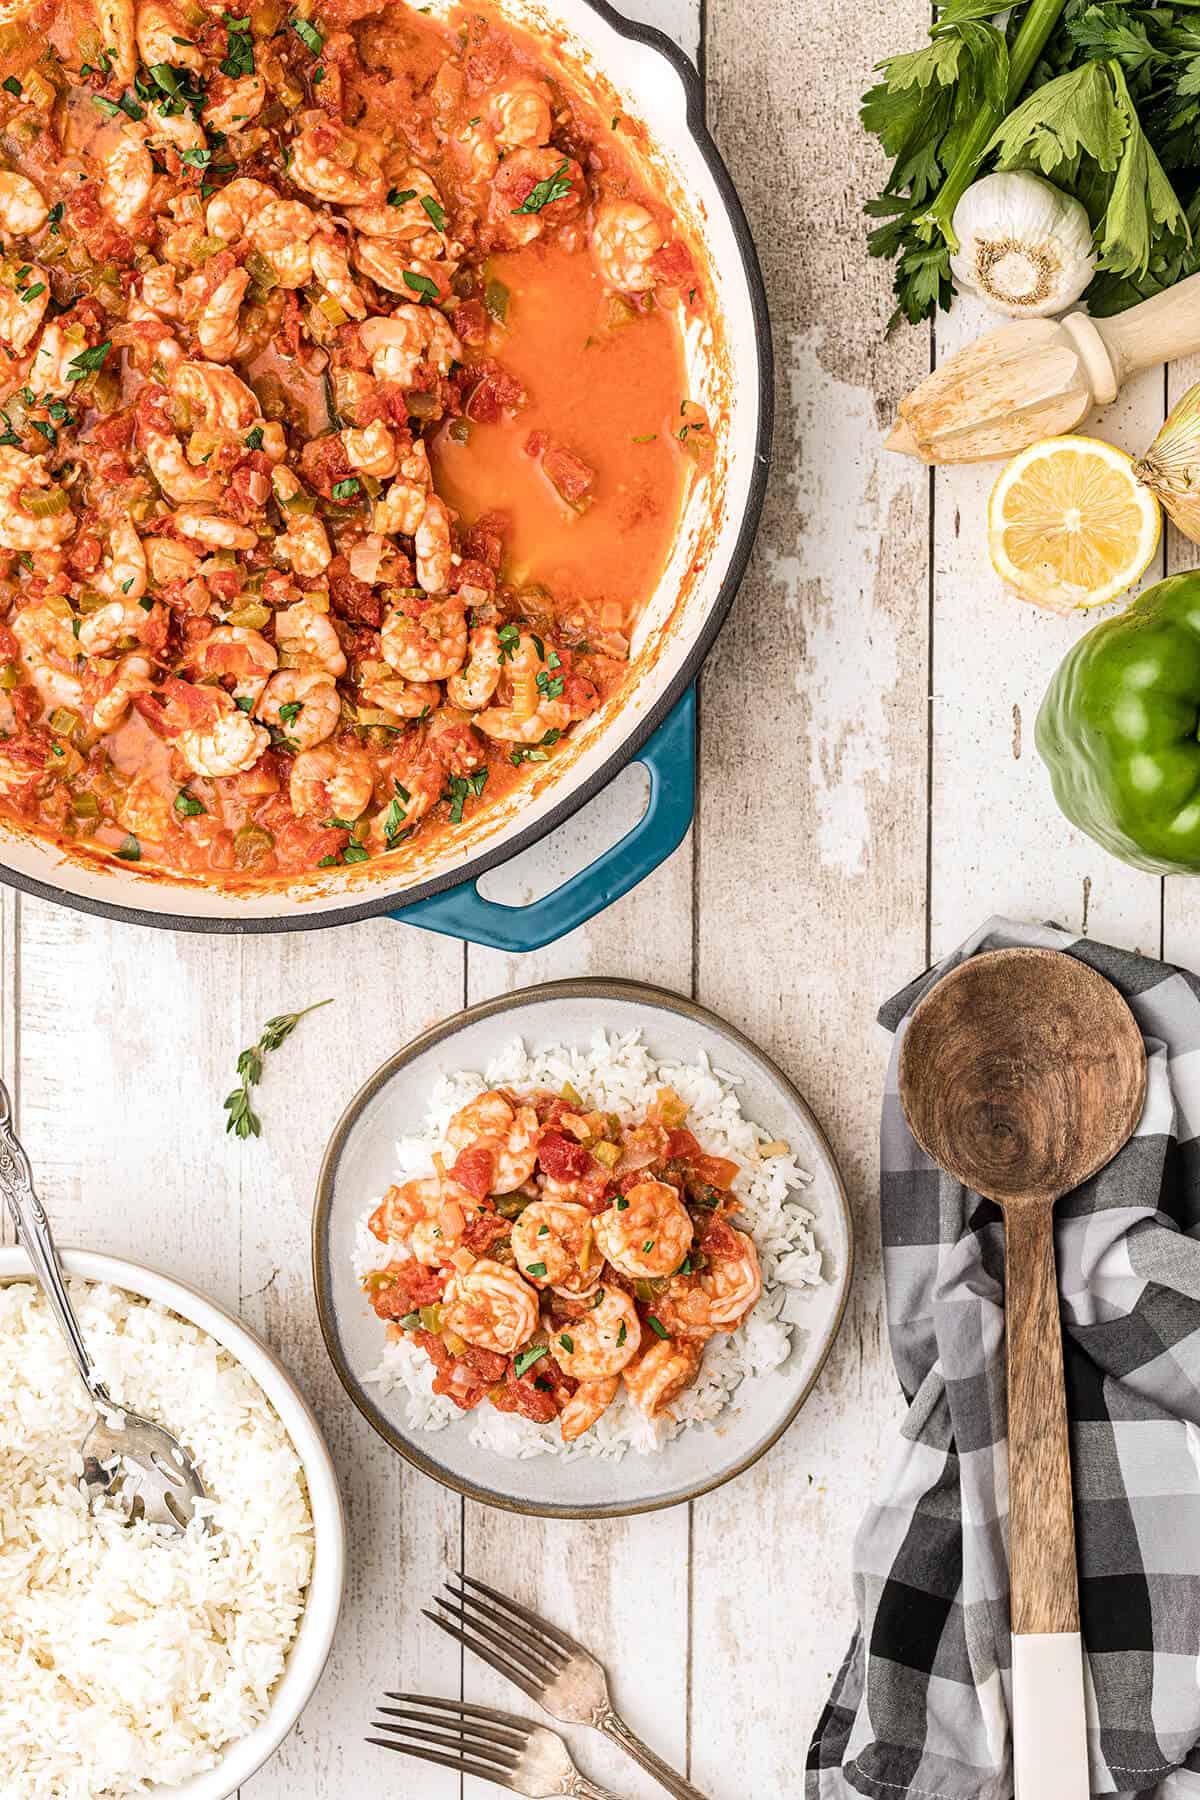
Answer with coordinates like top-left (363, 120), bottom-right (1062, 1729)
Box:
top-left (312, 979), bottom-right (852, 1517)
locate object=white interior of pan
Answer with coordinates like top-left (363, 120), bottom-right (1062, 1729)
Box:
top-left (0, 1), bottom-right (763, 921)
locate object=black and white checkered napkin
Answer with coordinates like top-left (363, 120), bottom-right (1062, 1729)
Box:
top-left (807, 917), bottom-right (1200, 1800)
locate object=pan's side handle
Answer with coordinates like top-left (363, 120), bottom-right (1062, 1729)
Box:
top-left (388, 688), bottom-right (695, 952)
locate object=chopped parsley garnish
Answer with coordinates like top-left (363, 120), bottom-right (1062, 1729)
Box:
top-left (615, 1196), bottom-right (628, 1211)
top-left (559, 1333), bottom-right (574, 1354)
top-left (497, 622), bottom-right (520, 663)
top-left (289, 14), bottom-right (324, 55)
top-left (116, 834), bottom-right (141, 862)
top-left (616, 1321), bottom-right (627, 1346)
top-left (647, 1316), bottom-right (669, 1340)
top-left (20, 283), bottom-right (45, 304)
top-left (509, 728), bottom-right (561, 767)
top-left (381, 780), bottom-right (408, 845)
top-left (642, 1240), bottom-right (655, 1253)
top-left (678, 1256), bottom-right (693, 1275)
top-left (513, 1345), bottom-right (548, 1378)
top-left (402, 269), bottom-right (439, 303)
top-left (330, 475), bottom-right (360, 501)
top-left (29, 418), bottom-right (55, 446)
top-left (174, 788), bottom-right (205, 818)
top-left (342, 840), bottom-right (369, 863)
top-left (0, 412), bottom-right (20, 448)
top-left (536, 669), bottom-right (564, 701)
top-left (312, 63), bottom-right (324, 82)
top-left (511, 157), bottom-right (571, 215)
top-left (179, 146), bottom-right (212, 167)
top-left (537, 1224), bottom-right (549, 1236)
top-left (524, 1261), bottom-right (548, 1278)
top-left (420, 193), bottom-right (446, 231)
top-left (47, 202), bottom-right (62, 232)
top-left (234, 694), bottom-right (254, 712)
top-left (278, 700), bottom-right (303, 725)
top-left (1, 76), bottom-right (21, 98)
top-left (66, 340), bottom-right (112, 381)
top-left (219, 13), bottom-right (255, 79)
top-left (245, 425), bottom-right (264, 450)
top-left (386, 186), bottom-right (417, 207)
top-left (444, 768), bottom-right (487, 823)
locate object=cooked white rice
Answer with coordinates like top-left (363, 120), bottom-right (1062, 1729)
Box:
top-left (357, 1028), bottom-right (826, 1458)
top-left (0, 1280), bottom-right (313, 1799)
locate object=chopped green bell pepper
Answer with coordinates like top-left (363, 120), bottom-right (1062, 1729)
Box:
top-left (1036, 572), bottom-right (1200, 873)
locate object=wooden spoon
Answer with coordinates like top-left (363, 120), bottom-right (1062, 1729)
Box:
top-left (896, 948), bottom-right (1146, 1800)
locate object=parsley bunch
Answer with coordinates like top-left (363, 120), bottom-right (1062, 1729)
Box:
top-left (863, 0), bottom-right (1200, 327)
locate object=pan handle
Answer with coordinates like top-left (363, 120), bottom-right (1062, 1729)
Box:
top-left (388, 687), bottom-right (695, 952)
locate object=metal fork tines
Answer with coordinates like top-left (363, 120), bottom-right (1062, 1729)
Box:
top-left (367, 1694), bottom-right (621, 1800)
top-left (425, 1572), bottom-right (711, 1800)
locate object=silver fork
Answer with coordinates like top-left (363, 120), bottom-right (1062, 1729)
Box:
top-left (425, 1572), bottom-right (710, 1800)
top-left (368, 1694), bottom-right (623, 1799)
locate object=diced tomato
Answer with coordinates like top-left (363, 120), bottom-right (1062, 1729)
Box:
top-left (451, 557), bottom-right (495, 599)
top-left (392, 1261), bottom-right (448, 1305)
top-left (562, 672), bottom-right (599, 718)
top-left (537, 1131), bottom-right (593, 1182)
top-left (462, 512), bottom-right (507, 571)
top-left (461, 1344), bottom-right (509, 1384)
top-left (86, 410), bottom-right (136, 451)
top-left (491, 1355), bottom-right (575, 1423)
top-left (135, 383), bottom-right (175, 445)
top-left (0, 622), bottom-right (18, 661)
top-left (416, 1331), bottom-right (491, 1410)
top-left (665, 1127), bottom-right (739, 1192)
top-left (328, 555), bottom-right (384, 628)
top-left (466, 360), bottom-right (525, 424)
top-left (698, 1214), bottom-right (741, 1261)
top-left (67, 530), bottom-right (103, 579)
top-left (542, 442), bottom-right (594, 507)
top-left (225, 451), bottom-right (274, 523)
top-left (454, 297), bottom-right (488, 346)
top-left (461, 1210), bottom-right (511, 1255)
top-left (449, 1144), bottom-right (496, 1201)
top-left (299, 431), bottom-right (353, 498)
top-left (649, 240), bottom-right (695, 286)
top-left (426, 712), bottom-right (485, 776)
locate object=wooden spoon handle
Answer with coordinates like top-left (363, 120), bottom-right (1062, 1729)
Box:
top-left (1004, 1199), bottom-right (1089, 1800)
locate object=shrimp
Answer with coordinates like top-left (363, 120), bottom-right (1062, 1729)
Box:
top-left (0, 264), bottom-right (48, 355)
top-left (176, 692), bottom-right (269, 777)
top-left (358, 306), bottom-right (461, 386)
top-left (288, 115), bottom-right (385, 206)
top-left (96, 0), bottom-right (137, 86)
top-left (89, 653), bottom-right (155, 732)
top-left (94, 516), bottom-right (148, 603)
top-left (256, 670), bottom-right (340, 749)
top-left (27, 321), bottom-right (85, 398)
top-left (253, 198), bottom-right (320, 287)
top-left (289, 739), bottom-right (373, 819)
top-left (0, 448), bottom-right (75, 552)
top-left (410, 1186), bottom-right (481, 1266)
top-left (548, 1286), bottom-right (641, 1381)
top-left (12, 602), bottom-right (82, 710)
top-left (204, 176), bottom-right (276, 242)
top-left (192, 624), bottom-right (277, 704)
top-left (358, 675), bottom-right (440, 720)
top-left (446, 1088), bottom-right (540, 1191)
top-left (442, 1258), bottom-right (538, 1357)
top-left (145, 101), bottom-right (207, 155)
top-left (559, 1375), bottom-right (619, 1443)
top-left (369, 1177), bottom-right (442, 1245)
top-left (170, 510), bottom-right (258, 550)
top-left (415, 494), bottom-right (453, 593)
top-left (489, 83), bottom-right (553, 147)
top-left (624, 1339), bottom-right (704, 1417)
top-left (116, 768), bottom-right (174, 842)
top-left (310, 237), bottom-right (366, 320)
top-left (135, 0), bottom-right (201, 70)
top-left (381, 596), bottom-right (467, 683)
top-left (171, 361), bottom-right (261, 432)
top-left (195, 266), bottom-right (248, 362)
top-left (591, 200), bottom-right (663, 293)
top-left (77, 598), bottom-right (158, 657)
top-left (352, 238), bottom-right (451, 296)
top-left (511, 1200), bottom-right (599, 1298)
top-left (342, 419), bottom-right (399, 479)
top-left (274, 602), bottom-right (346, 676)
top-left (202, 72), bottom-right (266, 134)
top-left (100, 125), bottom-right (154, 230)
top-left (139, 263), bottom-right (182, 318)
top-left (346, 166), bottom-right (443, 245)
top-left (446, 624), bottom-right (501, 710)
top-left (143, 535), bottom-right (201, 586)
top-left (144, 432), bottom-right (224, 504)
top-left (700, 1226), bottom-right (762, 1329)
top-left (475, 633), bottom-right (571, 745)
top-left (593, 1180), bottom-right (694, 1280)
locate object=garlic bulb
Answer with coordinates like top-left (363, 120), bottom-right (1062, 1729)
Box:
top-left (1134, 383), bottom-right (1200, 543)
top-left (950, 172), bottom-right (1096, 319)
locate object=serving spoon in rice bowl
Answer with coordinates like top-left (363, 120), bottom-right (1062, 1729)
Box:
top-left (0, 1079), bottom-right (207, 1534)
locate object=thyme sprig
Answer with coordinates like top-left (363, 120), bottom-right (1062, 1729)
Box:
top-left (223, 999), bottom-right (332, 1139)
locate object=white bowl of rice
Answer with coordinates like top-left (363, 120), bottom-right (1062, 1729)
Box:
top-left (0, 1248), bottom-right (345, 1800)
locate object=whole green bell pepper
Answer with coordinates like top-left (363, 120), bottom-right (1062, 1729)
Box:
top-left (1037, 572), bottom-right (1200, 873)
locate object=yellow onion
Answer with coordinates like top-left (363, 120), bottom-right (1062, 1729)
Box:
top-left (1135, 384), bottom-right (1200, 543)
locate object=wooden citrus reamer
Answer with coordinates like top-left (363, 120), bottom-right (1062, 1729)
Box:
top-left (897, 948), bottom-right (1146, 1799)
top-left (885, 274), bottom-right (1200, 463)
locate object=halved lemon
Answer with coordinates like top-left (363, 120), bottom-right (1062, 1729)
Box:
top-left (988, 435), bottom-right (1160, 612)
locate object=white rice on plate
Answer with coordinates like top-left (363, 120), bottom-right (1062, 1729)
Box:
top-left (356, 1028), bottom-right (826, 1458)
top-left (0, 1281), bottom-right (313, 1799)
